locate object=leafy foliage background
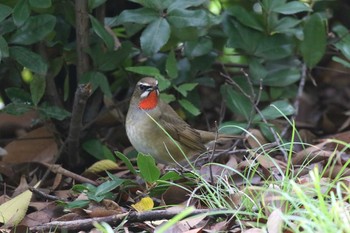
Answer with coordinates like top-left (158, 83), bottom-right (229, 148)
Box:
top-left (0, 0), bottom-right (350, 165)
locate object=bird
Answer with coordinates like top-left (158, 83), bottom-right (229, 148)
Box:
top-left (125, 77), bottom-right (240, 165)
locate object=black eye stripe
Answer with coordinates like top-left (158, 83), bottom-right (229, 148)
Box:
top-left (139, 84), bottom-right (151, 91)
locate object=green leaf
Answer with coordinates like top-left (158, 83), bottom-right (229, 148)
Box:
top-left (0, 4), bottom-right (12, 23)
top-left (220, 85), bottom-right (253, 121)
top-left (168, 0), bottom-right (206, 12)
top-left (137, 153), bottom-right (160, 182)
top-left (13, 0), bottom-right (30, 26)
top-left (167, 9), bottom-right (208, 28)
top-left (227, 5), bottom-right (263, 31)
top-left (263, 67), bottom-right (301, 87)
top-left (166, 50), bottom-right (178, 79)
top-left (258, 122), bottom-right (276, 142)
top-left (332, 56), bottom-right (350, 69)
top-left (223, 18), bottom-right (262, 53)
top-left (3, 103), bottom-right (32, 115)
top-left (160, 93), bottom-right (176, 103)
top-left (88, 191), bottom-right (114, 202)
top-left (184, 37), bottom-right (213, 58)
top-left (62, 200), bottom-right (90, 209)
top-left (125, 69), bottom-right (170, 92)
top-left (249, 59), bottom-right (268, 82)
top-left (130, 0), bottom-right (172, 10)
top-left (178, 98), bottom-right (200, 116)
top-left (95, 179), bottom-right (123, 197)
top-left (89, 15), bottom-right (114, 51)
top-left (332, 24), bottom-right (350, 60)
top-left (83, 139), bottom-right (116, 161)
top-left (157, 76), bottom-right (171, 91)
top-left (0, 18), bottom-right (17, 35)
top-left (126, 66), bottom-right (161, 77)
top-left (72, 184), bottom-right (96, 193)
top-left (5, 87), bottom-right (32, 104)
top-left (9, 46), bottom-right (48, 75)
top-left (160, 171), bottom-right (182, 181)
top-left (114, 151), bottom-right (137, 175)
top-left (30, 75), bottom-right (46, 106)
top-left (80, 71), bottom-right (112, 98)
top-left (174, 83), bottom-right (197, 97)
top-left (171, 26), bottom-right (202, 41)
top-left (273, 1), bottom-right (311, 14)
top-left (10, 14), bottom-right (56, 45)
top-left (261, 0), bottom-right (286, 11)
top-left (254, 34), bottom-right (294, 60)
top-left (253, 100), bottom-right (295, 122)
top-left (88, 0), bottom-right (107, 10)
top-left (140, 18), bottom-right (170, 55)
top-left (0, 36), bottom-right (9, 61)
top-left (272, 17), bottom-right (301, 34)
top-left (300, 13), bottom-right (327, 68)
top-left (117, 8), bottom-right (159, 25)
top-left (38, 103), bottom-right (71, 120)
top-left (94, 72), bottom-right (112, 98)
top-left (93, 41), bottom-right (132, 71)
top-left (218, 121), bottom-right (247, 135)
top-left (29, 0), bottom-right (52, 8)
top-left (269, 86), bottom-right (298, 100)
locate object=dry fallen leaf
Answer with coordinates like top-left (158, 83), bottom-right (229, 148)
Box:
top-left (3, 127), bottom-right (57, 164)
top-left (132, 196), bottom-right (154, 212)
top-left (247, 129), bottom-right (268, 149)
top-left (244, 228), bottom-right (264, 233)
top-left (162, 185), bottom-right (191, 205)
top-left (292, 140), bottom-right (333, 165)
top-left (83, 159), bottom-right (119, 176)
top-left (0, 181), bottom-right (40, 227)
top-left (20, 202), bottom-right (60, 227)
top-left (267, 208), bottom-right (283, 233)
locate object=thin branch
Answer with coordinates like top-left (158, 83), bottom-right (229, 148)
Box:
top-left (29, 187), bottom-right (65, 201)
top-left (209, 121), bottom-right (219, 184)
top-left (281, 63), bottom-right (307, 138)
top-left (41, 162), bottom-right (98, 186)
top-left (314, 65), bottom-right (350, 75)
top-left (29, 209), bottom-right (223, 231)
top-left (61, 84), bottom-right (92, 166)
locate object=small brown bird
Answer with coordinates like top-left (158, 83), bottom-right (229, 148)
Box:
top-left (126, 77), bottom-right (238, 164)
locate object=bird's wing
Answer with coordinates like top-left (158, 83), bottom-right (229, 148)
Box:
top-left (158, 101), bottom-right (206, 152)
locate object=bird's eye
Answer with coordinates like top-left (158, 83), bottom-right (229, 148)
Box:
top-left (139, 84), bottom-right (149, 92)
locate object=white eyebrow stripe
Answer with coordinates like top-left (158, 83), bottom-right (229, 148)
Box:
top-left (138, 82), bottom-right (152, 87)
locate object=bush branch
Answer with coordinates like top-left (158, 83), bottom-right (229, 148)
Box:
top-left (29, 209), bottom-right (220, 231)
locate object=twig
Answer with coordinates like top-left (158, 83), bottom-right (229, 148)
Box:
top-left (314, 65), bottom-right (350, 75)
top-left (29, 209), bottom-right (223, 231)
top-left (29, 187), bottom-right (65, 201)
top-left (238, 69), bottom-right (289, 160)
top-left (41, 162), bottom-right (98, 186)
top-left (0, 136), bottom-right (54, 143)
top-left (281, 63), bottom-right (307, 137)
top-left (209, 121), bottom-right (219, 184)
top-left (221, 68), bottom-right (289, 160)
top-left (61, 84), bottom-right (92, 167)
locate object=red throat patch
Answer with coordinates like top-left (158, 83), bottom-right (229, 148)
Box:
top-left (139, 90), bottom-right (158, 110)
